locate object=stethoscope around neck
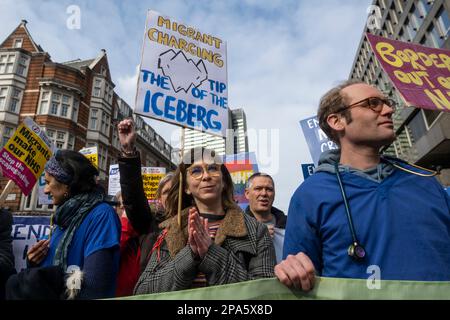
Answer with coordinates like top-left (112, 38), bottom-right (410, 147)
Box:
top-left (334, 159), bottom-right (438, 262)
top-left (334, 162), bottom-right (366, 261)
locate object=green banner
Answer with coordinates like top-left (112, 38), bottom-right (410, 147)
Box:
top-left (114, 277), bottom-right (450, 300)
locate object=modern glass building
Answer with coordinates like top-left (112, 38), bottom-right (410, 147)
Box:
top-left (183, 108), bottom-right (249, 155)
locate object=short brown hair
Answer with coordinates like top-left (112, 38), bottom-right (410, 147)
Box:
top-left (317, 79), bottom-right (363, 144)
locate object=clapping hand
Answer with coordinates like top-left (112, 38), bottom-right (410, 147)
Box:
top-left (187, 207), bottom-right (212, 259)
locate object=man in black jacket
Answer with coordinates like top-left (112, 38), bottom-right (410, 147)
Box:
top-left (244, 172), bottom-right (286, 263)
top-left (245, 173), bottom-right (286, 232)
top-left (0, 208), bottom-right (16, 299)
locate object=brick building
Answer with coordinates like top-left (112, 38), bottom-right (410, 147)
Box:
top-left (0, 20), bottom-right (175, 214)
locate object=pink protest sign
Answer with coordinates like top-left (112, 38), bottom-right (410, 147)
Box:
top-left (0, 149), bottom-right (37, 196)
top-left (0, 118), bottom-right (54, 196)
top-left (366, 33), bottom-right (450, 112)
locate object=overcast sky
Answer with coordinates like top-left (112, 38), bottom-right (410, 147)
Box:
top-left (1, 0), bottom-right (372, 212)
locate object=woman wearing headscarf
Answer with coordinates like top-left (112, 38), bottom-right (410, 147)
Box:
top-left (7, 150), bottom-right (121, 299)
top-left (134, 147), bottom-right (276, 294)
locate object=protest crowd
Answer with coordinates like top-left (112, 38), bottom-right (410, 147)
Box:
top-left (1, 7), bottom-right (450, 301)
top-left (0, 79), bottom-right (449, 300)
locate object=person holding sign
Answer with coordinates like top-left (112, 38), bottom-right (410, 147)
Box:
top-left (277, 81), bottom-right (450, 291)
top-left (116, 118), bottom-right (174, 297)
top-left (134, 147), bottom-right (276, 294)
top-left (6, 150), bottom-right (121, 299)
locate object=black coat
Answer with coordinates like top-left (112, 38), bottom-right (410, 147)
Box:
top-left (244, 205), bottom-right (287, 229)
top-left (0, 209), bottom-right (16, 299)
top-left (118, 154), bottom-right (160, 273)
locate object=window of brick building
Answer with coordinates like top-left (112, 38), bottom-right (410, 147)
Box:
top-left (45, 128), bottom-right (72, 149)
top-left (0, 87), bottom-right (8, 110)
top-left (13, 38), bottom-right (23, 48)
top-left (16, 55), bottom-right (28, 76)
top-left (39, 90), bottom-right (79, 120)
top-left (61, 94), bottom-right (70, 117)
top-left (0, 54), bottom-right (16, 74)
top-left (50, 93), bottom-right (60, 115)
top-left (96, 144), bottom-right (107, 171)
top-left (9, 88), bottom-right (21, 113)
top-left (0, 86), bottom-right (22, 113)
top-left (67, 134), bottom-right (75, 150)
top-left (89, 108), bottom-right (98, 130)
top-left (72, 98), bottom-right (79, 122)
top-left (104, 82), bottom-right (113, 104)
top-left (93, 78), bottom-right (102, 97)
top-left (39, 90), bottom-right (50, 114)
top-left (56, 131), bottom-right (65, 149)
top-left (100, 111), bottom-right (110, 136)
top-left (1, 126), bottom-right (14, 147)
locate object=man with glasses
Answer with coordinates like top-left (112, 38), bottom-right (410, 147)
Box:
top-left (245, 172), bottom-right (286, 262)
top-left (275, 80), bottom-right (450, 291)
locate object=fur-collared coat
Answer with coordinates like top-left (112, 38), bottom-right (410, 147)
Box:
top-left (133, 206), bottom-right (276, 294)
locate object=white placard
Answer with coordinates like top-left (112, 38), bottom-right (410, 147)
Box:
top-left (135, 10), bottom-right (228, 137)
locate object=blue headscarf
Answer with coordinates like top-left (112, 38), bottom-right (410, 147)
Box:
top-left (45, 150), bottom-right (73, 184)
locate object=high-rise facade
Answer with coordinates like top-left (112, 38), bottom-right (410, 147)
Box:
top-left (183, 108), bottom-right (249, 155)
top-left (349, 0), bottom-right (450, 185)
top-left (0, 21), bottom-right (175, 214)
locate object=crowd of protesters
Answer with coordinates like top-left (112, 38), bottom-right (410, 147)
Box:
top-left (0, 81), bottom-right (449, 299)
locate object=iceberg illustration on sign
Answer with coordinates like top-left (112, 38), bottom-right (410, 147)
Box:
top-left (158, 49), bottom-right (208, 93)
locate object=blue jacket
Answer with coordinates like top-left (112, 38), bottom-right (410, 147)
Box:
top-left (283, 150), bottom-right (450, 281)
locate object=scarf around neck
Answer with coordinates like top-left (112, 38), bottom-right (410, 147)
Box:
top-left (52, 191), bottom-right (105, 271)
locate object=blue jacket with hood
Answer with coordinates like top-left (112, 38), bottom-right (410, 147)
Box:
top-left (283, 149), bottom-right (450, 280)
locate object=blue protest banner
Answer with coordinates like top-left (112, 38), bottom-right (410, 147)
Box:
top-left (301, 163), bottom-right (315, 180)
top-left (12, 215), bottom-right (51, 271)
top-left (299, 116), bottom-right (338, 165)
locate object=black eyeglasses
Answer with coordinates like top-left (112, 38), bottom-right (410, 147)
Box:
top-left (336, 97), bottom-right (397, 114)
